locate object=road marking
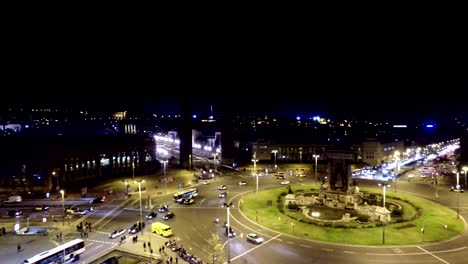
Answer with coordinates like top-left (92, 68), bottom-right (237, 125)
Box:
top-left (343, 251), bottom-right (355, 254)
top-left (417, 246), bottom-right (450, 264)
top-left (393, 248), bottom-right (404, 254)
top-left (300, 244), bottom-right (312, 248)
top-left (321, 248), bottom-right (333, 251)
top-left (229, 234), bottom-right (281, 262)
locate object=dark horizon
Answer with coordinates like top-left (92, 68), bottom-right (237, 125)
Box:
top-left (4, 79), bottom-right (467, 123)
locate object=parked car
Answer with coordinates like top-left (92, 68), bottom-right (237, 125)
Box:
top-left (246, 233), bottom-right (264, 244)
top-left (163, 212), bottom-right (175, 220)
top-left (280, 180), bottom-right (290, 185)
top-left (219, 192), bottom-right (227, 198)
top-left (109, 228), bottom-right (126, 239)
top-left (218, 185), bottom-right (227, 190)
top-left (238, 181), bottom-right (247, 186)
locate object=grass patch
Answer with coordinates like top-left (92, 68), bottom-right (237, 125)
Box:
top-left (239, 185), bottom-right (464, 245)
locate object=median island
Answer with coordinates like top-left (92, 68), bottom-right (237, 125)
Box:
top-left (238, 184), bottom-right (465, 245)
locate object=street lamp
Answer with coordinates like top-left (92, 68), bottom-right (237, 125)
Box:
top-left (421, 219), bottom-right (447, 242)
top-left (189, 154), bottom-right (192, 172)
top-left (132, 162), bottom-right (135, 180)
top-left (272, 150), bottom-right (278, 170)
top-left (162, 160), bottom-right (168, 194)
top-left (252, 154), bottom-right (259, 222)
top-left (313, 154), bottom-right (319, 186)
top-left (134, 179), bottom-right (145, 233)
top-left (213, 153), bottom-right (217, 172)
top-left (462, 166), bottom-right (468, 189)
top-left (222, 202), bottom-right (234, 263)
top-left (60, 190), bottom-right (65, 227)
top-left (378, 183), bottom-right (390, 244)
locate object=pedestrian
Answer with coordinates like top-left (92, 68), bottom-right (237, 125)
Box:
top-left (170, 256), bottom-right (173, 263)
top-left (148, 242), bottom-right (151, 248)
top-left (150, 248), bottom-right (153, 254)
top-left (175, 256), bottom-right (178, 264)
top-left (17, 244), bottom-right (21, 253)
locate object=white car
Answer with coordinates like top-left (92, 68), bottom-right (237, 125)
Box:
top-left (109, 228), bottom-right (126, 239)
top-left (280, 180), bottom-right (290, 185)
top-left (246, 233), bottom-right (264, 244)
top-left (218, 185), bottom-right (227, 190)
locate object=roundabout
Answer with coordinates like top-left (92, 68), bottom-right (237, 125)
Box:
top-left (238, 184), bottom-right (465, 245)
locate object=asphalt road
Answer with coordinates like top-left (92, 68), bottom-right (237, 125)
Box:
top-left (1, 169), bottom-right (467, 264)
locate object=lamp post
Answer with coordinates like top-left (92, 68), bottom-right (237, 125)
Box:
top-left (162, 160), bottom-right (168, 194)
top-left (223, 202), bottom-right (234, 263)
top-left (378, 183), bottom-right (390, 244)
top-left (313, 154), bottom-right (319, 186)
top-left (132, 162), bottom-right (135, 180)
top-left (60, 190), bottom-right (65, 227)
top-left (189, 154), bottom-right (192, 172)
top-left (272, 150), bottom-right (278, 171)
top-left (252, 154), bottom-right (259, 222)
top-left (134, 179), bottom-right (145, 234)
top-left (456, 171), bottom-right (460, 220)
top-left (393, 151), bottom-right (400, 193)
top-left (462, 166), bottom-right (468, 189)
top-left (421, 219), bottom-right (447, 242)
top-left (213, 153), bottom-right (217, 172)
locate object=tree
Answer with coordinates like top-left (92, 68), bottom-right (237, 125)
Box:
top-left (288, 185), bottom-right (294, 194)
top-left (205, 232), bottom-right (227, 263)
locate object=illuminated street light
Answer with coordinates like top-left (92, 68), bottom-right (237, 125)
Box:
top-left (162, 160), bottom-right (168, 194)
top-left (272, 150), bottom-right (278, 170)
top-left (132, 162), bottom-right (135, 180)
top-left (222, 202), bottom-right (234, 263)
top-left (462, 166), bottom-right (468, 190)
top-left (134, 179), bottom-right (145, 233)
top-left (60, 190), bottom-right (65, 227)
top-left (313, 154), bottom-right (319, 186)
top-left (378, 183), bottom-right (390, 244)
top-left (252, 153), bottom-right (259, 222)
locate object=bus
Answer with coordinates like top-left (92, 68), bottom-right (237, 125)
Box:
top-left (173, 188), bottom-right (198, 203)
top-left (23, 238), bottom-right (85, 264)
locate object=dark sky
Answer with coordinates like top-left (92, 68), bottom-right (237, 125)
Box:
top-left (6, 79), bottom-right (467, 122)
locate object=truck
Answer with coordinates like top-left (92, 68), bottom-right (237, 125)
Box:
top-left (151, 222), bottom-right (172, 237)
top-left (3, 195), bottom-right (22, 204)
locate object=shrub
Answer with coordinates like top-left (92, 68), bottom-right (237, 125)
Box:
top-left (356, 215), bottom-right (370, 223)
top-left (391, 208), bottom-right (403, 217)
top-left (287, 203), bottom-right (300, 211)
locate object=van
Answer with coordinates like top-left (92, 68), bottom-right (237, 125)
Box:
top-left (3, 195), bottom-right (22, 204)
top-left (151, 222), bottom-right (173, 237)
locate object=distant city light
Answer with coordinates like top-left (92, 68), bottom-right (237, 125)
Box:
top-left (296, 116), bottom-right (301, 121)
top-left (393, 125), bottom-right (407, 128)
top-left (312, 116), bottom-right (320, 121)
top-left (209, 115), bottom-right (213, 120)
top-left (426, 124), bottom-right (435, 128)
top-left (192, 115), bottom-right (197, 118)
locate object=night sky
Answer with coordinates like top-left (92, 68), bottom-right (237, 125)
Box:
top-left (6, 79), bottom-right (467, 122)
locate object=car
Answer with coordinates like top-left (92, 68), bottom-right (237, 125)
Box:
top-left (246, 233), bottom-right (264, 244)
top-left (129, 222), bottom-right (141, 234)
top-left (65, 207), bottom-right (91, 215)
top-left (218, 185), bottom-right (227, 190)
top-left (218, 192), bottom-right (227, 198)
top-left (34, 205), bottom-right (49, 211)
top-left (450, 187), bottom-right (464, 193)
top-left (182, 198), bottom-right (194, 205)
top-left (280, 180), bottom-right (290, 185)
top-left (163, 212), bottom-right (175, 220)
top-left (238, 181), bottom-right (247, 186)
top-left (8, 210), bottom-right (23, 217)
top-left (91, 196), bottom-right (106, 204)
top-left (276, 175), bottom-right (285, 179)
top-left (202, 180), bottom-right (210, 185)
top-left (146, 211), bottom-right (157, 219)
top-left (158, 205), bottom-right (169, 212)
top-left (109, 228), bottom-right (126, 239)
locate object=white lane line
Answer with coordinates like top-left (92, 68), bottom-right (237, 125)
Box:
top-left (229, 234), bottom-right (281, 263)
top-left (417, 246), bottom-right (450, 264)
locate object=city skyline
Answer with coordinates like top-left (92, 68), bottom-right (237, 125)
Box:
top-left (5, 79), bottom-right (467, 122)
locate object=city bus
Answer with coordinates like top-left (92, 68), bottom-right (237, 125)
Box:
top-left (173, 188), bottom-right (198, 203)
top-left (23, 238), bottom-right (85, 264)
